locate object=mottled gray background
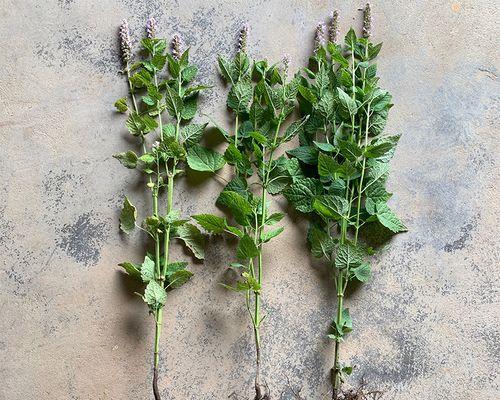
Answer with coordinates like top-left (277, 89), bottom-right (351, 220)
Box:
top-left (0, 1), bottom-right (498, 399)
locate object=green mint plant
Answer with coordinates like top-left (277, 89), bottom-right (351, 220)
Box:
top-left (114, 18), bottom-right (216, 400)
top-left (283, 5), bottom-right (406, 398)
top-left (190, 26), bottom-right (305, 400)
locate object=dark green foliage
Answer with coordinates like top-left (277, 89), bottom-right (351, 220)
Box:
top-left (114, 20), bottom-right (217, 400)
top-left (284, 17), bottom-right (407, 395)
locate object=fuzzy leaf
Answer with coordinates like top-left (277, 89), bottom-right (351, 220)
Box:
top-left (308, 225), bottom-right (335, 259)
top-left (283, 178), bottom-right (323, 213)
top-left (181, 123), bottom-right (207, 146)
top-left (237, 235), bottom-right (259, 259)
top-left (176, 223), bottom-right (205, 259)
top-left (312, 195), bottom-right (349, 221)
top-left (180, 96), bottom-right (198, 120)
top-left (114, 97), bottom-right (128, 113)
top-left (181, 65), bottom-right (198, 82)
top-left (118, 261), bottom-right (141, 281)
top-left (186, 145), bottom-right (225, 172)
top-left (119, 197), bottom-right (137, 234)
top-left (227, 80), bottom-right (252, 114)
top-left (140, 255), bottom-right (156, 283)
top-left (144, 280), bottom-right (167, 309)
top-left (265, 212), bottom-right (284, 226)
top-left (287, 146), bottom-right (319, 165)
top-left (165, 85), bottom-right (183, 117)
top-left (113, 150), bottom-right (138, 169)
top-left (352, 263), bottom-right (371, 282)
top-left (260, 227), bottom-right (284, 243)
top-left (167, 270), bottom-right (193, 289)
top-left (217, 190), bottom-right (253, 226)
top-left (375, 203), bottom-right (407, 233)
top-left (335, 243), bottom-right (365, 270)
top-left (337, 88), bottom-right (357, 116)
top-left (192, 214), bottom-right (227, 234)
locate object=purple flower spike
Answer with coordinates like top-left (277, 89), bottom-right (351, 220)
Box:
top-left (146, 17), bottom-right (157, 39)
top-left (119, 19), bottom-right (132, 64)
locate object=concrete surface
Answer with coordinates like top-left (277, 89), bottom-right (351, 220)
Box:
top-left (0, 1), bottom-right (498, 399)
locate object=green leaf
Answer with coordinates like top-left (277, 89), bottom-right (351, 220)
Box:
top-left (298, 85), bottom-right (317, 104)
top-left (308, 225), bottom-right (335, 259)
top-left (282, 117), bottom-right (308, 143)
top-left (138, 153), bottom-right (155, 164)
top-left (165, 85), bottom-right (183, 117)
top-left (180, 96), bottom-right (198, 120)
top-left (113, 150), bottom-right (138, 169)
top-left (326, 43), bottom-right (349, 68)
top-left (181, 65), bottom-right (198, 82)
top-left (227, 80), bottom-right (252, 114)
top-left (144, 280), bottom-right (167, 309)
top-left (261, 226), bottom-right (284, 243)
top-left (335, 243), bottom-right (365, 270)
top-left (181, 123), bottom-right (207, 146)
top-left (364, 137), bottom-right (398, 158)
top-left (217, 190), bottom-right (253, 226)
top-left (337, 88), bottom-right (357, 116)
top-left (175, 223), bottom-right (205, 259)
top-left (287, 146), bottom-right (319, 165)
top-left (352, 263), bottom-right (371, 282)
top-left (345, 28), bottom-right (357, 49)
top-left (312, 195), bottom-right (349, 220)
top-left (265, 212), bottom-right (284, 225)
top-left (375, 202), bottom-right (407, 233)
top-left (283, 178), bottom-right (323, 213)
top-left (118, 261), bottom-right (141, 281)
top-left (140, 255), bottom-right (156, 283)
top-left (314, 141), bottom-right (335, 152)
top-left (114, 97), bottom-right (128, 113)
top-left (368, 42), bottom-right (383, 60)
top-left (192, 214), bottom-right (227, 234)
top-left (318, 153), bottom-right (340, 179)
top-left (338, 140), bottom-right (362, 161)
top-left (126, 112), bottom-right (158, 136)
top-left (165, 261), bottom-right (189, 276)
top-left (119, 197), bottom-right (137, 234)
top-left (186, 145), bottom-right (225, 172)
top-left (167, 270), bottom-right (193, 289)
top-left (237, 234), bottom-right (259, 259)
top-left (217, 55), bottom-right (234, 83)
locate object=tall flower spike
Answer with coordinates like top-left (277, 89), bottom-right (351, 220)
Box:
top-left (363, 3), bottom-right (372, 38)
top-left (146, 17), bottom-right (157, 39)
top-left (282, 53), bottom-right (290, 77)
top-left (119, 19), bottom-right (132, 64)
top-left (238, 24), bottom-right (249, 53)
top-left (314, 22), bottom-right (325, 52)
top-left (171, 34), bottom-right (182, 60)
top-left (329, 10), bottom-right (340, 43)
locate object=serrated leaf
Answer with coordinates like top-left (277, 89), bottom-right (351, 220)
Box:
top-left (192, 214), bottom-right (227, 234)
top-left (186, 145), bottom-right (225, 172)
top-left (114, 97), bottom-right (128, 113)
top-left (181, 123), bottom-right (206, 146)
top-left (217, 190), bottom-right (253, 226)
top-left (260, 226), bottom-right (284, 243)
top-left (144, 280), bottom-right (166, 309)
top-left (217, 55), bottom-right (234, 83)
top-left (113, 150), bottom-right (138, 169)
top-left (181, 65), bottom-right (198, 82)
top-left (312, 195), bottom-right (349, 220)
top-left (180, 96), bottom-right (198, 120)
top-left (308, 225), bottom-right (335, 259)
top-left (176, 223), bottom-right (205, 259)
top-left (140, 255), bottom-right (156, 283)
top-left (118, 261), bottom-right (141, 281)
top-left (298, 85), bottom-right (317, 104)
top-left (375, 202), bottom-right (407, 233)
top-left (265, 212), bottom-right (284, 225)
top-left (337, 88), bottom-right (357, 116)
top-left (167, 269), bottom-right (193, 289)
top-left (335, 243), bottom-right (365, 270)
top-left (318, 153), bottom-right (340, 179)
top-left (287, 146), bottom-right (319, 165)
top-left (165, 85), bottom-right (183, 117)
top-left (119, 197), bottom-right (137, 234)
top-left (283, 178), bottom-right (323, 213)
top-left (227, 80), bottom-right (252, 114)
top-left (237, 234), bottom-right (259, 259)
top-left (352, 263), bottom-right (371, 282)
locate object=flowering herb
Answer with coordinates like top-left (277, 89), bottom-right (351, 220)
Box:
top-left (283, 4), bottom-right (406, 398)
top-left (113, 19), bottom-right (216, 400)
top-left (190, 26), bottom-right (304, 399)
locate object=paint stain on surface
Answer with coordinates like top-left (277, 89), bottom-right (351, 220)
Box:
top-left (451, 3), bottom-right (461, 12)
top-left (56, 212), bottom-right (109, 266)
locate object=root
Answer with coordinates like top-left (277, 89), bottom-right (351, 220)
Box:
top-left (255, 379), bottom-right (271, 400)
top-left (333, 379), bottom-right (384, 400)
top-left (153, 367), bottom-right (161, 400)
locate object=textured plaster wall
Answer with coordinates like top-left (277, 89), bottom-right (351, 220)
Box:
top-left (0, 1), bottom-right (498, 399)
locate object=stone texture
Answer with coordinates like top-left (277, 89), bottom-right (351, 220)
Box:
top-left (0, 1), bottom-right (498, 399)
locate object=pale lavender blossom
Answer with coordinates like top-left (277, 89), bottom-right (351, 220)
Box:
top-left (146, 17), bottom-right (157, 39)
top-left (238, 24), bottom-right (249, 53)
top-left (314, 22), bottom-right (326, 52)
top-left (329, 10), bottom-right (340, 43)
top-left (282, 53), bottom-right (290, 76)
top-left (363, 3), bottom-right (372, 38)
top-left (171, 34), bottom-right (182, 60)
top-left (119, 19), bottom-right (132, 64)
